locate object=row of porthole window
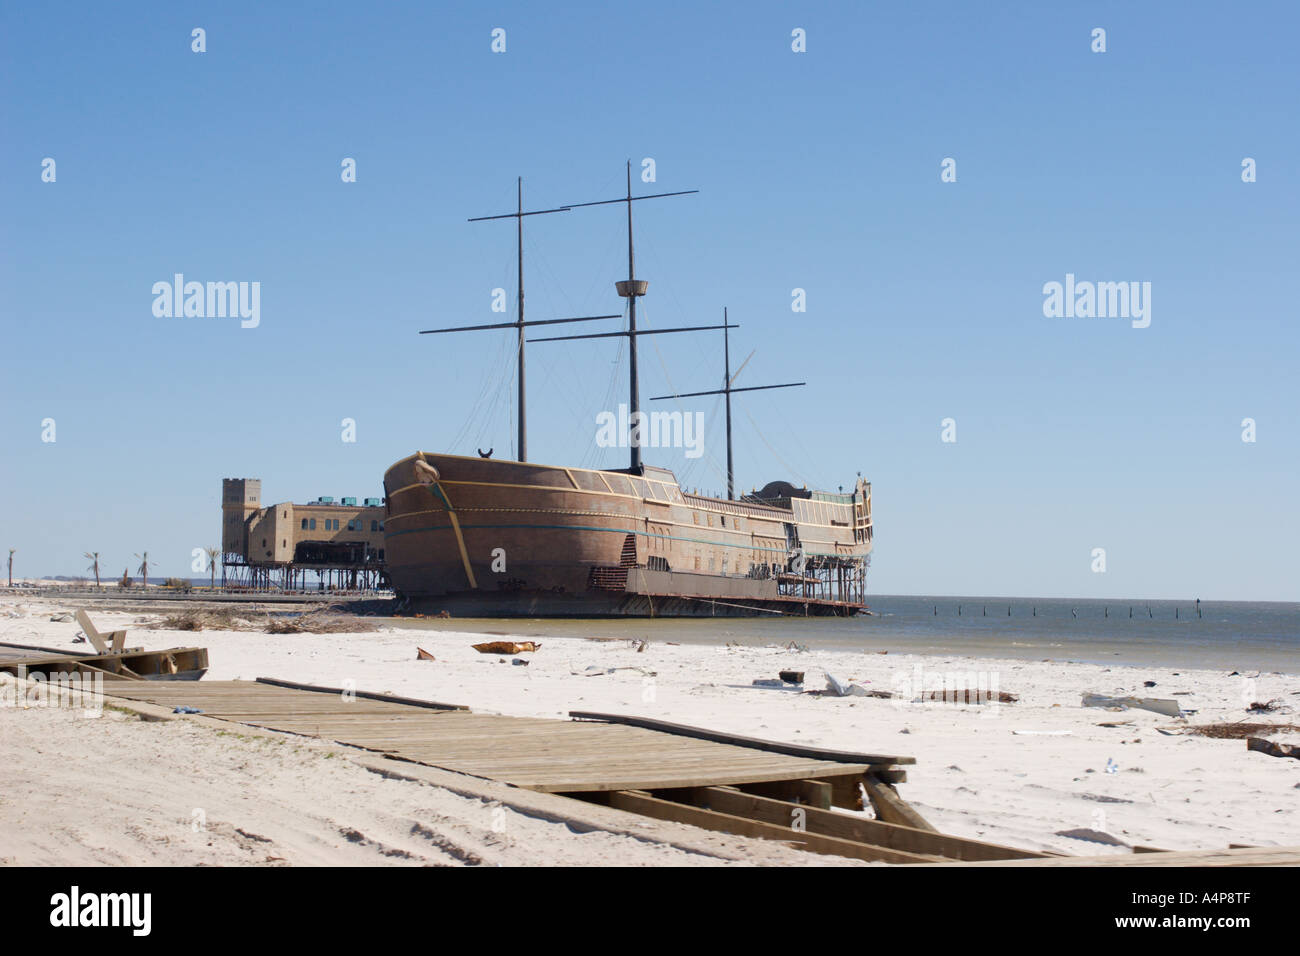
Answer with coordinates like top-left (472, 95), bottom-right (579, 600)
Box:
top-left (300, 518), bottom-right (384, 532)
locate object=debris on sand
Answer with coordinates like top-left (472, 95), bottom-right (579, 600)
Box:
top-left (1081, 693), bottom-right (1181, 718)
top-left (472, 640), bottom-right (540, 655)
top-left (153, 609), bottom-right (243, 631)
top-left (267, 611), bottom-right (378, 634)
top-left (1185, 721), bottom-right (1300, 739)
top-left (921, 688), bottom-right (1019, 704)
top-left (1055, 827), bottom-right (1130, 847)
top-left (1247, 699), bottom-right (1283, 714)
top-left (1246, 737), bottom-right (1300, 760)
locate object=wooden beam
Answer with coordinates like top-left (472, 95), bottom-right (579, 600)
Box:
top-left (739, 778), bottom-right (833, 810)
top-left (73, 610), bottom-right (109, 654)
top-left (570, 711), bottom-right (914, 766)
top-left (254, 677), bottom-right (469, 711)
top-left (604, 790), bottom-right (942, 864)
top-left (677, 786), bottom-right (1046, 861)
top-left (862, 772), bottom-right (938, 832)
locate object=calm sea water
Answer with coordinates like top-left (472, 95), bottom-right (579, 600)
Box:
top-left (384, 595), bottom-right (1300, 672)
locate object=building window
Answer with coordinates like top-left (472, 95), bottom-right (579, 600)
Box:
top-left (301, 519), bottom-right (308, 530)
top-left (370, 520), bottom-right (378, 532)
top-left (310, 518), bottom-right (316, 530)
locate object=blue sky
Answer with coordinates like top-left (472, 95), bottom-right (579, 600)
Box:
top-left (2, 1), bottom-right (1296, 599)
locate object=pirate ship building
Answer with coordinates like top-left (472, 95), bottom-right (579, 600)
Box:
top-left (382, 166), bottom-right (872, 616)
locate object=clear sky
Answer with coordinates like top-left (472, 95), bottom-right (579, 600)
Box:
top-left (2, 1), bottom-right (1296, 600)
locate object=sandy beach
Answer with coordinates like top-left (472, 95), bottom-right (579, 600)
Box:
top-left (2, 596), bottom-right (1297, 864)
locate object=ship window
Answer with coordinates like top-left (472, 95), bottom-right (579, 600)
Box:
top-left (630, 477), bottom-right (651, 498)
top-left (707, 515), bottom-right (713, 527)
top-left (651, 482), bottom-right (669, 501)
top-left (570, 470), bottom-right (607, 493)
top-left (603, 474), bottom-right (634, 496)
top-left (693, 513), bottom-right (699, 525)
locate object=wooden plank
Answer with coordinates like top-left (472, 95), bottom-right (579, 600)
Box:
top-left (254, 676), bottom-right (467, 711)
top-left (74, 610), bottom-right (109, 654)
top-left (602, 790), bottom-right (942, 864)
top-left (738, 778), bottom-right (834, 810)
top-left (862, 772), bottom-right (938, 832)
top-left (676, 787), bottom-right (1046, 861)
top-left (569, 710), bottom-right (914, 765)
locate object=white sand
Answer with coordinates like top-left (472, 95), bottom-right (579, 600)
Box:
top-left (2, 598), bottom-right (1297, 861)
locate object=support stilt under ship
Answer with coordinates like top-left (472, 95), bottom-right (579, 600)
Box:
top-left (383, 166), bottom-right (872, 617)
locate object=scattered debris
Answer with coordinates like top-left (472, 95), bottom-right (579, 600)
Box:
top-left (572, 665), bottom-right (656, 677)
top-left (268, 610), bottom-right (377, 634)
top-left (1143, 680), bottom-right (1157, 688)
top-left (1246, 737), bottom-right (1300, 760)
top-left (173, 706), bottom-right (203, 715)
top-left (784, 641), bottom-right (808, 653)
top-left (751, 679), bottom-right (785, 688)
top-left (1055, 828), bottom-right (1131, 847)
top-left (1247, 699), bottom-right (1282, 713)
top-left (415, 647), bottom-right (435, 661)
top-left (778, 670), bottom-right (805, 685)
top-left (49, 613), bottom-right (74, 623)
top-left (151, 608), bottom-right (377, 634)
top-left (1186, 721), bottom-right (1300, 739)
top-left (1105, 758), bottom-right (1119, 774)
top-left (1097, 721), bottom-right (1134, 728)
top-left (1082, 693), bottom-right (1181, 718)
top-left (823, 671), bottom-right (873, 697)
top-left (472, 641), bottom-right (540, 655)
top-left (1012, 730), bottom-right (1072, 736)
top-left (511, 659), bottom-right (529, 667)
top-left (633, 640), bottom-right (649, 653)
top-left (921, 688), bottom-right (1019, 704)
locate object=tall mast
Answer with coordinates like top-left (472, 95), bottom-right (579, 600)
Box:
top-left (624, 163), bottom-right (641, 470)
top-left (534, 164), bottom-right (706, 473)
top-left (650, 314), bottom-right (805, 499)
top-left (723, 309), bottom-right (733, 500)
top-left (516, 177), bottom-right (525, 461)
top-left (420, 179), bottom-right (619, 462)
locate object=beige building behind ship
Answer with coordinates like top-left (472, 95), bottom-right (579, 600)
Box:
top-left (221, 478), bottom-right (387, 589)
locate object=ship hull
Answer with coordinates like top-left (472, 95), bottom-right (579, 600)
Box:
top-left (382, 452), bottom-right (871, 618)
